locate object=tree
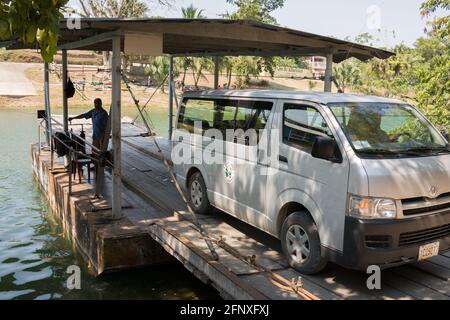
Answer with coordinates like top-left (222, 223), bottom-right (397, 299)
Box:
top-left (76, 0), bottom-right (172, 17)
top-left (333, 61), bottom-right (362, 93)
top-left (75, 0), bottom-right (173, 66)
top-left (176, 56), bottom-right (193, 85)
top-left (146, 56), bottom-right (176, 93)
top-left (181, 4), bottom-right (206, 19)
top-left (420, 0), bottom-right (450, 40)
top-left (225, 0), bottom-right (284, 24)
top-left (223, 0), bottom-right (286, 87)
top-left (178, 4), bottom-right (207, 86)
top-left (0, 0), bottom-right (68, 62)
top-left (347, 0), bottom-right (449, 129)
top-left (191, 57), bottom-right (213, 89)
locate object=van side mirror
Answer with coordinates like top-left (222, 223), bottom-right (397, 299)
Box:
top-left (311, 136), bottom-right (341, 163)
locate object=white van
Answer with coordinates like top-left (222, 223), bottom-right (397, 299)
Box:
top-left (173, 90), bottom-right (450, 274)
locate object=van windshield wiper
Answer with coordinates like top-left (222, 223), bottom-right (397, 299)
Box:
top-left (356, 148), bottom-right (427, 157)
top-left (356, 146), bottom-right (450, 157)
top-left (356, 148), bottom-right (402, 155)
top-left (402, 146), bottom-right (450, 154)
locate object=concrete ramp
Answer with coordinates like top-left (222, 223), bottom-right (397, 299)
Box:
top-left (0, 62), bottom-right (36, 96)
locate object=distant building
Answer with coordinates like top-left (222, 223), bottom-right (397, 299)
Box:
top-left (308, 56), bottom-right (326, 78)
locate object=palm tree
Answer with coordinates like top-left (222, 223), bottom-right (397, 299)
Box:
top-left (181, 4), bottom-right (206, 19)
top-left (176, 57), bottom-right (193, 86)
top-left (179, 5), bottom-right (207, 87)
top-left (146, 56), bottom-right (170, 93)
top-left (333, 61), bottom-right (362, 93)
top-left (221, 57), bottom-right (235, 88)
top-left (192, 57), bottom-right (213, 89)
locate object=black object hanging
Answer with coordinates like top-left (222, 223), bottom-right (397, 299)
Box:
top-left (66, 77), bottom-right (75, 98)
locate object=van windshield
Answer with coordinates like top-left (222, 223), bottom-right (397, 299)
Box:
top-left (328, 103), bottom-right (449, 157)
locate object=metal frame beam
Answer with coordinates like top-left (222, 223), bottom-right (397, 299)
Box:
top-left (44, 62), bottom-right (52, 146)
top-left (62, 50), bottom-right (69, 132)
top-left (57, 31), bottom-right (121, 50)
top-left (170, 47), bottom-right (335, 58)
top-left (111, 35), bottom-right (122, 219)
top-left (168, 55), bottom-right (174, 140)
top-left (324, 53), bottom-right (333, 92)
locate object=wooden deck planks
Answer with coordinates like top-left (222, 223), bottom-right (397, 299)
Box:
top-left (412, 260), bottom-right (450, 281)
top-left (390, 266), bottom-right (450, 297)
top-left (381, 269), bottom-right (449, 300)
top-left (427, 255), bottom-right (450, 270)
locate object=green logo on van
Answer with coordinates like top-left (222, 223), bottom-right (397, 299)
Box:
top-left (224, 162), bottom-right (233, 183)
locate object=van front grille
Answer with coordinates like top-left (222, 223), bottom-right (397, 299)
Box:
top-left (401, 193), bottom-right (450, 216)
top-left (399, 223), bottom-right (450, 246)
top-left (403, 203), bottom-right (450, 216)
top-left (402, 192), bottom-right (450, 205)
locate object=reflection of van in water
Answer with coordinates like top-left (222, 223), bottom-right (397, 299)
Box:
top-left (173, 90), bottom-right (450, 274)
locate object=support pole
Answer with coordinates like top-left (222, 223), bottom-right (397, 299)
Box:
top-left (111, 35), bottom-right (122, 219)
top-left (62, 50), bottom-right (69, 132)
top-left (214, 56), bottom-right (220, 89)
top-left (324, 53), bottom-right (333, 92)
top-left (44, 62), bottom-right (52, 145)
top-left (38, 122), bottom-right (41, 155)
top-left (168, 55), bottom-right (174, 140)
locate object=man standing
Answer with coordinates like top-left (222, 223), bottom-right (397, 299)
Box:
top-left (69, 98), bottom-right (109, 151)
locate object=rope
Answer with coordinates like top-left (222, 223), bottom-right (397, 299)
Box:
top-left (121, 73), bottom-right (220, 261)
top-left (203, 231), bottom-right (320, 300)
top-left (131, 74), bottom-right (169, 124)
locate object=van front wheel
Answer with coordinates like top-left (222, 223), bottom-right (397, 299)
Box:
top-left (187, 172), bottom-right (212, 215)
top-left (281, 212), bottom-right (328, 274)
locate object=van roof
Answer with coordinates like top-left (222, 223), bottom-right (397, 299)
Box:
top-left (183, 90), bottom-right (405, 105)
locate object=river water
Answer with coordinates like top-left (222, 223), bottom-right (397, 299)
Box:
top-left (0, 108), bottom-right (219, 300)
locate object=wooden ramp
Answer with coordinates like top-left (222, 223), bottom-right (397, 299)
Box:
top-left (64, 119), bottom-right (450, 300)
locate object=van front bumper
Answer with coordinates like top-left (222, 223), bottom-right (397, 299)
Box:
top-left (337, 211), bottom-right (450, 270)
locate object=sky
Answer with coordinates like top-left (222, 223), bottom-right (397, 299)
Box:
top-left (69, 0), bottom-right (445, 47)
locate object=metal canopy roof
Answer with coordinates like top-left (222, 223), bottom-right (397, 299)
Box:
top-left (1, 18), bottom-right (394, 62)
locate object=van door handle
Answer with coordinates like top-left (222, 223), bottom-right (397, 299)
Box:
top-left (279, 155), bottom-right (288, 163)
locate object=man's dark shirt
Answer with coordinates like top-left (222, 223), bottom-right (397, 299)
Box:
top-left (82, 108), bottom-right (108, 140)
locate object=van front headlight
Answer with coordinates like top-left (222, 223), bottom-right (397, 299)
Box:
top-left (348, 195), bottom-right (397, 219)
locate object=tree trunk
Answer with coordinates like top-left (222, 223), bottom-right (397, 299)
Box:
top-left (182, 68), bottom-right (187, 85)
top-left (194, 69), bottom-right (201, 89)
top-left (102, 51), bottom-right (112, 68)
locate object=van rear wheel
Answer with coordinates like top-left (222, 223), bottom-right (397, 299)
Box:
top-left (281, 212), bottom-right (328, 275)
top-left (187, 172), bottom-right (212, 215)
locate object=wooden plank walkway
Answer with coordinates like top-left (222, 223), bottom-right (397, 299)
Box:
top-left (61, 118), bottom-right (450, 300)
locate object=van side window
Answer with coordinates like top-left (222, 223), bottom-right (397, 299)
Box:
top-left (283, 104), bottom-right (333, 152)
top-left (214, 99), bottom-right (238, 137)
top-left (178, 99), bottom-right (215, 133)
top-left (233, 101), bottom-right (273, 145)
top-left (179, 98), bottom-right (273, 143)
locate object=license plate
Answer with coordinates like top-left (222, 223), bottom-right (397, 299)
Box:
top-left (418, 242), bottom-right (440, 261)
